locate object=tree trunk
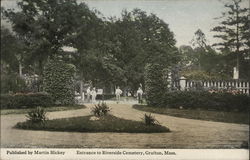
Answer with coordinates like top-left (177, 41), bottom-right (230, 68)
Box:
top-left (80, 72), bottom-right (84, 100)
top-left (19, 61), bottom-right (23, 76)
top-left (80, 80), bottom-right (83, 100)
top-left (236, 2), bottom-right (240, 79)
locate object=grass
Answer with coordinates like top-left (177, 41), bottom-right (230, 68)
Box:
top-left (133, 105), bottom-right (249, 125)
top-left (15, 114), bottom-right (170, 133)
top-left (0, 105), bottom-right (86, 115)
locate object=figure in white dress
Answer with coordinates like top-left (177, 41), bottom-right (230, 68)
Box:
top-left (91, 87), bottom-right (97, 103)
top-left (137, 87), bottom-right (143, 104)
top-left (115, 86), bottom-right (123, 103)
top-left (86, 87), bottom-right (91, 102)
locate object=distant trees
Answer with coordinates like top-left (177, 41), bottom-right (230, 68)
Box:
top-left (179, 29), bottom-right (233, 80)
top-left (212, 0), bottom-right (250, 79)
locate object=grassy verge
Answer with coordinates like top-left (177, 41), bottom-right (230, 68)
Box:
top-left (133, 105), bottom-right (249, 125)
top-left (0, 105), bottom-right (86, 115)
top-left (15, 114), bottom-right (170, 133)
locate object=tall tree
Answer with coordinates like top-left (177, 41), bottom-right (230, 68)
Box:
top-left (102, 9), bottom-right (180, 92)
top-left (190, 29), bottom-right (208, 70)
top-left (0, 26), bottom-right (26, 75)
top-left (2, 0), bottom-right (93, 75)
top-left (212, 0), bottom-right (249, 78)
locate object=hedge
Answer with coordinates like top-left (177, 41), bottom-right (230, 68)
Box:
top-left (1, 92), bottom-right (54, 109)
top-left (162, 91), bottom-right (250, 112)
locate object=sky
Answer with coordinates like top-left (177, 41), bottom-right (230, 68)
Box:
top-left (1, 0), bottom-right (249, 47)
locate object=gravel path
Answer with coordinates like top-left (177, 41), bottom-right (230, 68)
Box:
top-left (1, 102), bottom-right (249, 148)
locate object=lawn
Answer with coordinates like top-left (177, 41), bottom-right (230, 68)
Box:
top-left (15, 114), bottom-right (170, 133)
top-left (0, 105), bottom-right (86, 115)
top-left (133, 105), bottom-right (249, 125)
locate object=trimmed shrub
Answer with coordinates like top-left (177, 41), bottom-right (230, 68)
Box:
top-left (43, 60), bottom-right (76, 105)
top-left (163, 91), bottom-right (250, 112)
top-left (0, 92), bottom-right (53, 109)
top-left (144, 63), bottom-right (168, 107)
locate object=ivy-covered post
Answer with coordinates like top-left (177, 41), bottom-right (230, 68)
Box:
top-left (43, 60), bottom-right (76, 105)
top-left (144, 63), bottom-right (166, 107)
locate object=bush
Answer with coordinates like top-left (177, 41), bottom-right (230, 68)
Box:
top-left (142, 113), bottom-right (159, 126)
top-left (91, 102), bottom-right (111, 117)
top-left (43, 60), bottom-right (76, 105)
top-left (0, 92), bottom-right (54, 109)
top-left (144, 64), bottom-right (168, 107)
top-left (25, 107), bottom-right (47, 123)
top-left (1, 72), bottom-right (28, 94)
top-left (163, 91), bottom-right (250, 112)
top-left (182, 70), bottom-right (230, 81)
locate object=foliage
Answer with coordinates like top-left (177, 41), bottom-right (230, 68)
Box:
top-left (15, 114), bottom-right (170, 133)
top-left (133, 105), bottom-right (249, 124)
top-left (43, 60), bottom-right (76, 105)
top-left (144, 63), bottom-right (168, 107)
top-left (211, 0), bottom-right (249, 78)
top-left (2, 1), bottom-right (181, 90)
top-left (142, 113), bottom-right (159, 126)
top-left (162, 91), bottom-right (250, 112)
top-left (0, 27), bottom-right (21, 72)
top-left (2, 0), bottom-right (99, 75)
top-left (212, 0), bottom-right (249, 54)
top-left (0, 72), bottom-right (27, 94)
top-left (25, 107), bottom-right (47, 123)
top-left (178, 44), bottom-right (237, 79)
top-left (182, 70), bottom-right (231, 81)
top-left (1, 105), bottom-right (85, 115)
top-left (101, 9), bottom-right (180, 91)
top-left (0, 92), bottom-right (53, 109)
top-left (91, 102), bottom-right (111, 117)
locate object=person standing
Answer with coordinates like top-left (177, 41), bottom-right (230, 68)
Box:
top-left (86, 87), bottom-right (91, 102)
top-left (137, 87), bottom-right (143, 104)
top-left (91, 87), bottom-right (97, 103)
top-left (115, 86), bottom-right (123, 103)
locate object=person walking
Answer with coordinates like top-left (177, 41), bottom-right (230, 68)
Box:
top-left (115, 86), bottom-right (123, 103)
top-left (91, 87), bottom-right (97, 103)
top-left (137, 87), bottom-right (143, 104)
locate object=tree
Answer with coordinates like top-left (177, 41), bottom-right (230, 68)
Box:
top-left (2, 0), bottom-right (93, 75)
top-left (102, 9), bottom-right (180, 92)
top-left (1, 26), bottom-right (19, 73)
top-left (212, 0), bottom-right (249, 78)
top-left (191, 29), bottom-right (208, 49)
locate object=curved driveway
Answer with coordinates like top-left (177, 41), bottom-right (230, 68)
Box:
top-left (1, 102), bottom-right (249, 148)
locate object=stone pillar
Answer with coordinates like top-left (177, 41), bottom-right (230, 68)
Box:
top-left (233, 67), bottom-right (239, 80)
top-left (179, 76), bottom-right (187, 91)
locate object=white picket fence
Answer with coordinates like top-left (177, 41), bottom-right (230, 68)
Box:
top-left (170, 77), bottom-right (250, 95)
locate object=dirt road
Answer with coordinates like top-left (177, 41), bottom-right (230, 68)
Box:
top-left (1, 103), bottom-right (248, 148)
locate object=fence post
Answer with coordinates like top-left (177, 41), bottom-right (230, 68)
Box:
top-left (179, 76), bottom-right (187, 91)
